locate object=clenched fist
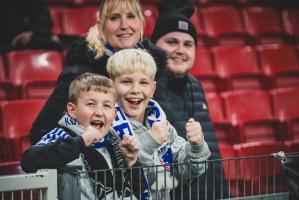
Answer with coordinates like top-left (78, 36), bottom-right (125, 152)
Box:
top-left (81, 125), bottom-right (105, 147)
top-left (120, 134), bottom-right (140, 167)
top-left (186, 118), bottom-right (204, 145)
top-left (149, 119), bottom-right (170, 144)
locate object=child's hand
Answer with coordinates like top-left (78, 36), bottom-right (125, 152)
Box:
top-left (149, 119), bottom-right (170, 144)
top-left (120, 134), bottom-right (140, 167)
top-left (81, 125), bottom-right (105, 147)
top-left (186, 118), bottom-right (204, 145)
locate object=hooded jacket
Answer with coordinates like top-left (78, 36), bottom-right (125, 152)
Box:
top-left (128, 102), bottom-right (210, 200)
top-left (29, 38), bottom-right (168, 145)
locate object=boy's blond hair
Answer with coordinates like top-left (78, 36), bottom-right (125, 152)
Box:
top-left (69, 73), bottom-right (115, 104)
top-left (86, 0), bottom-right (145, 58)
top-left (106, 49), bottom-right (157, 80)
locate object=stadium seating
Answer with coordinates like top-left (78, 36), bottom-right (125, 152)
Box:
top-left (233, 141), bottom-right (284, 195)
top-left (190, 7), bottom-right (207, 46)
top-left (270, 87), bottom-right (299, 140)
top-left (206, 93), bottom-right (231, 144)
top-left (257, 44), bottom-right (299, 88)
top-left (242, 7), bottom-right (288, 44)
top-left (221, 90), bottom-right (279, 143)
top-left (45, 0), bottom-right (99, 6)
top-left (282, 9), bottom-right (299, 39)
top-left (6, 50), bottom-right (64, 99)
top-left (142, 2), bottom-right (158, 38)
top-left (0, 55), bottom-right (13, 101)
top-left (189, 47), bottom-right (221, 93)
top-left (0, 161), bottom-right (23, 175)
top-left (201, 6), bottom-right (249, 45)
top-left (49, 7), bottom-right (62, 35)
top-left (60, 7), bottom-right (98, 36)
top-left (0, 99), bottom-right (45, 161)
top-left (212, 45), bottom-right (266, 91)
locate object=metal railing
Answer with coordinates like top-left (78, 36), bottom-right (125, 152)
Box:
top-left (0, 153), bottom-right (296, 200)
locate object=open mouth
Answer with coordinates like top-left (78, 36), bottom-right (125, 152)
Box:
top-left (171, 56), bottom-right (186, 62)
top-left (127, 98), bottom-right (142, 105)
top-left (90, 120), bottom-right (104, 131)
top-left (117, 33), bottom-right (132, 39)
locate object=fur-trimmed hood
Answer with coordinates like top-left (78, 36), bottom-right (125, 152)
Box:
top-left (65, 37), bottom-right (169, 82)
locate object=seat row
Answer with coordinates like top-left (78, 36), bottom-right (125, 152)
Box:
top-left (206, 88), bottom-right (299, 145)
top-left (44, 0), bottom-right (297, 7)
top-left (48, 5), bottom-right (299, 45)
top-left (1, 87), bottom-right (298, 161)
top-left (1, 42), bottom-right (298, 100)
top-left (0, 99), bottom-right (46, 161)
top-left (190, 43), bottom-right (299, 93)
top-left (191, 6), bottom-right (299, 46)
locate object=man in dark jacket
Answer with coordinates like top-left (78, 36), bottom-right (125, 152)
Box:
top-left (151, 0), bottom-right (229, 199)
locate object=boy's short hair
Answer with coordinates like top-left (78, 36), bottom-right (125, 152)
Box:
top-left (69, 72), bottom-right (115, 104)
top-left (106, 49), bottom-right (157, 80)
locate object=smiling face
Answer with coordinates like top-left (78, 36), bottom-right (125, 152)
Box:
top-left (155, 31), bottom-right (196, 78)
top-left (102, 4), bottom-right (143, 50)
top-left (67, 89), bottom-right (116, 134)
top-left (114, 71), bottom-right (156, 123)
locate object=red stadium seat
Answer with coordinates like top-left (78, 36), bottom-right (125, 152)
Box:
top-left (206, 93), bottom-right (231, 144)
top-left (201, 6), bottom-right (249, 45)
top-left (61, 7), bottom-right (98, 36)
top-left (0, 99), bottom-right (45, 161)
top-left (270, 87), bottom-right (299, 140)
top-left (221, 90), bottom-right (279, 143)
top-left (282, 9), bottom-right (299, 38)
top-left (242, 7), bottom-right (288, 44)
top-left (0, 161), bottom-right (23, 175)
top-left (49, 7), bottom-right (62, 35)
top-left (0, 55), bottom-right (13, 101)
top-left (7, 50), bottom-right (64, 99)
top-left (190, 6), bottom-right (207, 45)
top-left (45, 0), bottom-right (99, 6)
top-left (257, 44), bottom-right (299, 88)
top-left (142, 3), bottom-right (158, 38)
top-left (212, 45), bottom-right (265, 91)
top-left (233, 141), bottom-right (284, 195)
top-left (218, 143), bottom-right (238, 196)
top-left (190, 47), bottom-right (221, 93)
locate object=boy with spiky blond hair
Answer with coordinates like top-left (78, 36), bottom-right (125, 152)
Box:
top-left (107, 48), bottom-right (211, 199)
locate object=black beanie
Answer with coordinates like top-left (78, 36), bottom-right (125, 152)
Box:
top-left (151, 0), bottom-right (198, 44)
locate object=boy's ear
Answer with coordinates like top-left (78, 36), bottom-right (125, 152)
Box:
top-left (151, 81), bottom-right (157, 97)
top-left (67, 102), bottom-right (76, 119)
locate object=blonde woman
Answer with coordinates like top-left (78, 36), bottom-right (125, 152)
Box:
top-left (29, 0), bottom-right (167, 144)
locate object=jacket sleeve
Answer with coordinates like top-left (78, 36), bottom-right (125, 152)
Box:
top-left (29, 69), bottom-right (78, 145)
top-left (21, 135), bottom-right (85, 173)
top-left (169, 125), bottom-right (211, 182)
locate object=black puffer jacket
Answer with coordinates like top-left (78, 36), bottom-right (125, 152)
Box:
top-left (155, 71), bottom-right (220, 160)
top-left (154, 67), bottom-right (229, 199)
top-left (29, 38), bottom-right (168, 144)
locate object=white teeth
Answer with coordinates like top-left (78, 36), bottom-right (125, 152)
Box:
top-left (128, 98), bottom-right (141, 102)
top-left (118, 34), bottom-right (130, 38)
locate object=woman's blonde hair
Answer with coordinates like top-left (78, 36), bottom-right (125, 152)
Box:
top-left (69, 73), bottom-right (115, 104)
top-left (106, 49), bottom-right (157, 80)
top-left (86, 0), bottom-right (145, 59)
